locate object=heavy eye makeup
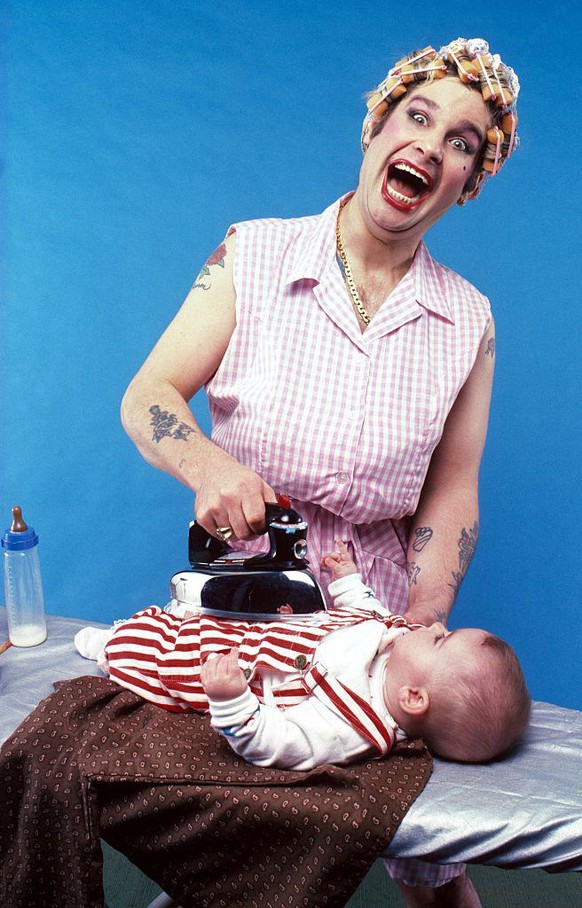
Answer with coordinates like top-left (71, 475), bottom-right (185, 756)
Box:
top-left (407, 108), bottom-right (479, 156)
top-left (450, 136), bottom-right (472, 154)
top-left (407, 108), bottom-right (429, 127)
top-left (449, 133), bottom-right (481, 156)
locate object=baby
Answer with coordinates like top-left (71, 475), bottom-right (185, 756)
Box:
top-left (75, 542), bottom-right (530, 770)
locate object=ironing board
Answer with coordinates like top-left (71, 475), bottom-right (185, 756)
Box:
top-left (1, 609), bottom-right (581, 883)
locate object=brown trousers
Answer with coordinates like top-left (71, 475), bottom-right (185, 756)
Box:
top-left (0, 676), bottom-right (431, 908)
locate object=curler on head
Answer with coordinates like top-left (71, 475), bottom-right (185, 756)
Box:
top-left (361, 38), bottom-right (520, 203)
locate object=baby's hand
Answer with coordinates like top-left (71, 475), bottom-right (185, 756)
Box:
top-left (200, 648), bottom-right (248, 701)
top-left (320, 539), bottom-right (357, 581)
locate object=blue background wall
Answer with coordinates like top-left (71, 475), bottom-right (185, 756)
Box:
top-left (3, 1), bottom-right (580, 709)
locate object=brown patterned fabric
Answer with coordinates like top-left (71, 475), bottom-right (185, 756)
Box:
top-left (0, 675), bottom-right (432, 908)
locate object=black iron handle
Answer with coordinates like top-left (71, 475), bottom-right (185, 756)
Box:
top-left (188, 497), bottom-right (308, 569)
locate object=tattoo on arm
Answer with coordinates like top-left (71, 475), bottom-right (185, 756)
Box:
top-left (149, 405), bottom-right (196, 444)
top-left (485, 337), bottom-right (495, 358)
top-left (191, 242), bottom-right (227, 291)
top-left (448, 571), bottom-right (463, 597)
top-left (458, 521), bottom-right (479, 572)
top-left (407, 562), bottom-right (421, 587)
top-left (412, 526), bottom-right (433, 552)
top-left (448, 521), bottom-right (479, 597)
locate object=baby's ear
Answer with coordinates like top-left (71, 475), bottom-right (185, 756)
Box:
top-left (398, 686), bottom-right (429, 717)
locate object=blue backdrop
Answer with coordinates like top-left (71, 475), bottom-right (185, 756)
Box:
top-left (3, 0), bottom-right (581, 709)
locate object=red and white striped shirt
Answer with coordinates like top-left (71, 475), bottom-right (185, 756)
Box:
top-left (206, 195), bottom-right (491, 610)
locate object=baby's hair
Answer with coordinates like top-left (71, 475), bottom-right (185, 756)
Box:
top-left (423, 633), bottom-right (531, 763)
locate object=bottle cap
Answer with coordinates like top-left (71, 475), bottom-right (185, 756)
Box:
top-left (2, 506), bottom-right (39, 551)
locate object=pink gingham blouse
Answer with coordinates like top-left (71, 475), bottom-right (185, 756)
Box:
top-left (206, 195), bottom-right (491, 612)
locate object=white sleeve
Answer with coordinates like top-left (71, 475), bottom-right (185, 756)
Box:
top-left (327, 573), bottom-right (392, 615)
top-left (207, 689), bottom-right (373, 770)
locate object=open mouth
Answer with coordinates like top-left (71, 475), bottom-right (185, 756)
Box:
top-left (382, 160), bottom-right (433, 211)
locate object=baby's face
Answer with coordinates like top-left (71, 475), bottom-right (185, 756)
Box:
top-left (388, 623), bottom-right (490, 691)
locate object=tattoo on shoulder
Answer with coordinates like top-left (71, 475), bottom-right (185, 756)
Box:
top-left (485, 337), bottom-right (495, 358)
top-left (412, 526), bottom-right (433, 552)
top-left (191, 242), bottom-right (227, 291)
top-left (447, 521), bottom-right (479, 597)
top-left (407, 562), bottom-right (421, 587)
top-left (149, 405), bottom-right (196, 444)
top-left (435, 609), bottom-right (448, 624)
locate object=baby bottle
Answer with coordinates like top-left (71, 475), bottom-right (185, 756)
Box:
top-left (2, 506), bottom-right (48, 646)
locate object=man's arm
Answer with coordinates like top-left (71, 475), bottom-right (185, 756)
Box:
top-left (120, 231), bottom-right (276, 539)
top-left (405, 318), bottom-right (496, 626)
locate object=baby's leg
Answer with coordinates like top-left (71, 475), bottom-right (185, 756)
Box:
top-left (74, 626), bottom-right (115, 673)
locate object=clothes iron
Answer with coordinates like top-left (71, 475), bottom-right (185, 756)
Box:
top-left (169, 499), bottom-right (327, 620)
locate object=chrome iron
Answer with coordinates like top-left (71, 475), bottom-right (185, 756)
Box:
top-left (170, 500), bottom-right (327, 621)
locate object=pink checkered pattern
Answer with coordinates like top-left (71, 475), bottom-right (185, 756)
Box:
top-left (206, 194), bottom-right (491, 618)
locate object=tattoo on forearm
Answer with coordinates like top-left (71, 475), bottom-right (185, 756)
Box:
top-left (485, 337), bottom-right (495, 358)
top-left (435, 608), bottom-right (448, 624)
top-left (412, 526), bottom-right (433, 552)
top-left (407, 562), bottom-right (421, 587)
top-left (448, 521), bottom-right (479, 596)
top-left (191, 242), bottom-right (227, 291)
top-left (448, 571), bottom-right (463, 597)
top-left (149, 405), bottom-right (196, 444)
top-left (458, 521), bottom-right (479, 572)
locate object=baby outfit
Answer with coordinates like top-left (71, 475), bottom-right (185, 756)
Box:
top-left (76, 574), bottom-right (411, 770)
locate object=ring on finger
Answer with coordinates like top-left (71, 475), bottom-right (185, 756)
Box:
top-left (216, 525), bottom-right (234, 542)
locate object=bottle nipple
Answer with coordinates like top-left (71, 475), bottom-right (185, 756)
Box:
top-left (10, 506), bottom-right (28, 533)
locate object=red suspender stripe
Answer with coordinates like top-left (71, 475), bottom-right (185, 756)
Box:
top-left (304, 664), bottom-right (396, 755)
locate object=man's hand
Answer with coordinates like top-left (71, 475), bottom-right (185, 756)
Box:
top-left (200, 648), bottom-right (248, 701)
top-left (194, 449), bottom-right (278, 541)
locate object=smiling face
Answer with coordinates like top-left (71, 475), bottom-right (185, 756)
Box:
top-left (353, 78), bottom-right (491, 245)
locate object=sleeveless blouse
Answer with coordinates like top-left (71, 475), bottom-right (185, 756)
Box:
top-left (205, 195), bottom-right (491, 611)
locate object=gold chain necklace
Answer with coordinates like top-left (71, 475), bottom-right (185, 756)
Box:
top-left (336, 211), bottom-right (371, 326)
